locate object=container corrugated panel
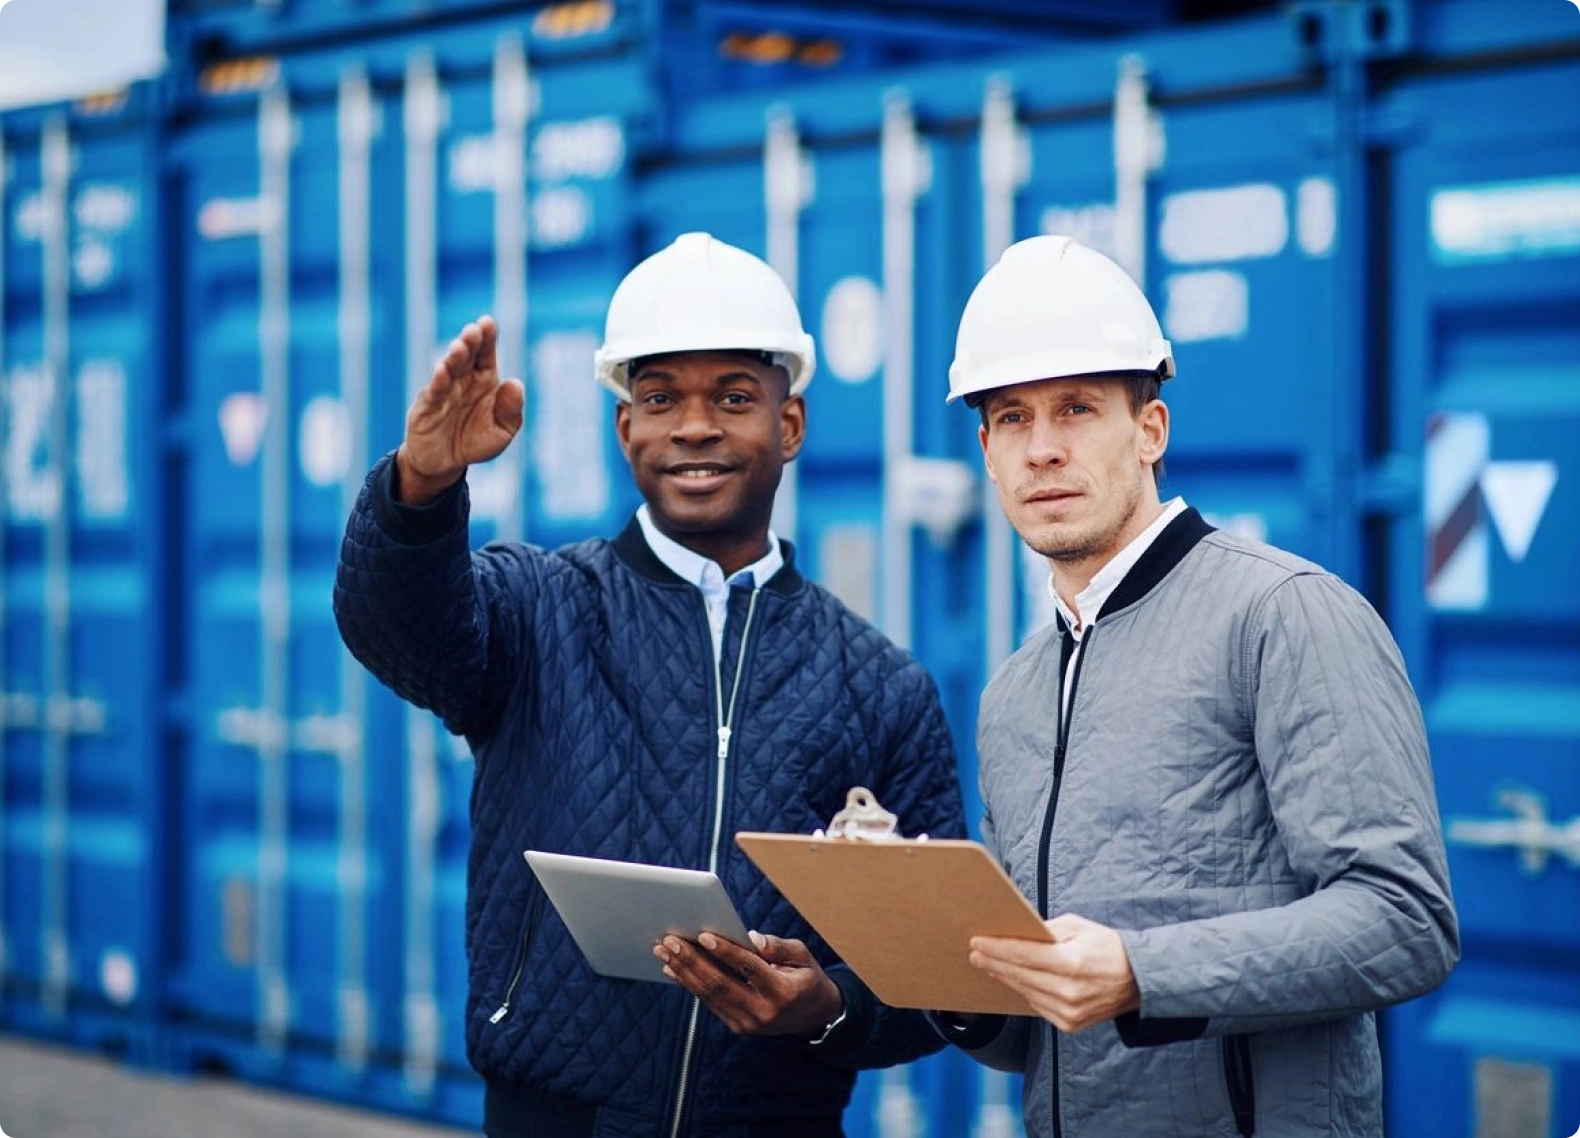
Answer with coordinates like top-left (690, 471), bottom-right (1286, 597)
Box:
top-left (0, 89), bottom-right (168, 1057)
top-left (1379, 18), bottom-right (1580, 1138)
top-left (167, 21), bottom-right (646, 1125)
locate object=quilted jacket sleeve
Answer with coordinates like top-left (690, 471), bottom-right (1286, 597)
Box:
top-left (1115, 572), bottom-right (1459, 1041)
top-left (333, 452), bottom-right (528, 739)
top-left (807, 655), bottom-right (970, 1070)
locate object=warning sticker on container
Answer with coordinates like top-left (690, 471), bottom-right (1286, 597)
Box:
top-left (1430, 177), bottom-right (1580, 265)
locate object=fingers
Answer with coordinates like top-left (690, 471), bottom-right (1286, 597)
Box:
top-left (653, 932), bottom-right (836, 1038)
top-left (428, 315), bottom-right (501, 388)
top-left (655, 935), bottom-right (771, 1035)
top-left (967, 920), bottom-right (1139, 1033)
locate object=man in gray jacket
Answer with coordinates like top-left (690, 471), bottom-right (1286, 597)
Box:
top-left (933, 235), bottom-right (1459, 1138)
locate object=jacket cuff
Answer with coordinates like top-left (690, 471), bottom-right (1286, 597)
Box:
top-left (1113, 1011), bottom-right (1209, 1047)
top-left (798, 967), bottom-right (873, 1061)
top-left (371, 452), bottom-right (467, 545)
top-left (926, 1010), bottom-right (1008, 1052)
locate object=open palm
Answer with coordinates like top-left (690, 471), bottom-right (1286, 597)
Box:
top-left (398, 315), bottom-right (525, 503)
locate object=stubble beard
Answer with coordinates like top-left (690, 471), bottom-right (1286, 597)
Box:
top-left (1020, 479), bottom-right (1142, 565)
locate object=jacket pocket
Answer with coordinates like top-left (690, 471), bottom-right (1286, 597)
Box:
top-left (1222, 1034), bottom-right (1256, 1137)
top-left (488, 885), bottom-right (547, 1025)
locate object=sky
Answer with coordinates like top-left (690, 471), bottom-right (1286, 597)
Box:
top-left (0, 0), bottom-right (166, 111)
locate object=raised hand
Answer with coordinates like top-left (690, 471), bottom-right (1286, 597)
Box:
top-left (395, 315), bottom-right (526, 504)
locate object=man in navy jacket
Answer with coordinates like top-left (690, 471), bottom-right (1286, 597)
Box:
top-left (334, 233), bottom-right (966, 1136)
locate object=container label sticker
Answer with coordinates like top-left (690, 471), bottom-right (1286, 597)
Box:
top-left (197, 196), bottom-right (279, 240)
top-left (1162, 270), bottom-right (1249, 343)
top-left (820, 276), bottom-right (883, 384)
top-left (1431, 177), bottom-right (1580, 265)
top-left (76, 359), bottom-right (129, 520)
top-left (75, 183), bottom-right (137, 233)
top-left (2, 363), bottom-right (61, 521)
top-left (1039, 202), bottom-right (1117, 260)
top-left (1296, 177), bottom-right (1337, 258)
top-left (299, 395), bottom-right (353, 487)
top-left (447, 134), bottom-right (501, 194)
top-left (1425, 413), bottom-right (1560, 608)
top-left (219, 391), bottom-right (268, 466)
top-left (532, 185), bottom-right (592, 248)
top-left (1160, 183), bottom-right (1287, 265)
top-left (1425, 412), bottom-right (1490, 610)
top-left (1480, 461), bottom-right (1557, 564)
top-left (532, 117), bottom-right (624, 182)
top-left (13, 191), bottom-right (44, 242)
top-left (532, 330), bottom-right (609, 521)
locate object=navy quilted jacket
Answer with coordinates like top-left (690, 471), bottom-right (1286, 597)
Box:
top-left (334, 454), bottom-right (966, 1133)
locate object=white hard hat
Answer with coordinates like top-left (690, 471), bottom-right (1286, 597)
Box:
top-left (594, 232), bottom-right (817, 401)
top-left (947, 234), bottom-right (1174, 406)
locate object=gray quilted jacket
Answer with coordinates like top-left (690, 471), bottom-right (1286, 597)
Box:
top-left (954, 508), bottom-right (1457, 1138)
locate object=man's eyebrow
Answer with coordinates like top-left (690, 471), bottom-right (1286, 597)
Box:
top-left (630, 368), bottom-right (765, 386)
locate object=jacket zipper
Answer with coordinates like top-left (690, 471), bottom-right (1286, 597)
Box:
top-left (489, 886), bottom-right (546, 1024)
top-left (1223, 1035), bottom-right (1256, 1136)
top-left (668, 587), bottom-right (761, 1138)
top-left (1036, 624), bottom-right (1093, 1138)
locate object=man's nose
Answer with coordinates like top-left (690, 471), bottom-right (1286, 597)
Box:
top-left (1024, 418), bottom-right (1066, 466)
top-left (670, 400), bottom-right (724, 444)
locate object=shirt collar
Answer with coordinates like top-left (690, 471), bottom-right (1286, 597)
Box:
top-left (635, 504), bottom-right (784, 590)
top-left (1050, 497), bottom-right (1187, 634)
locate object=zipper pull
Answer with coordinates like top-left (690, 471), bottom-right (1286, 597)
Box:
top-left (489, 1002), bottom-right (511, 1024)
top-left (716, 725), bottom-right (732, 761)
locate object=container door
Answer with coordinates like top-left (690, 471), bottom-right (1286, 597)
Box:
top-left (1384, 54), bottom-right (1580, 1138)
top-left (0, 99), bottom-right (165, 1053)
top-left (172, 68), bottom-right (408, 1098)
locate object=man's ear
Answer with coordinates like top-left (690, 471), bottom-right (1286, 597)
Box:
top-left (978, 423), bottom-right (998, 484)
top-left (615, 400), bottom-right (633, 461)
top-left (1138, 398), bottom-right (1168, 468)
top-left (779, 393), bottom-right (807, 461)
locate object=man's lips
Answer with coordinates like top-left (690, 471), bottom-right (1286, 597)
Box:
top-left (663, 462), bottom-right (736, 489)
top-left (1020, 487), bottom-right (1079, 505)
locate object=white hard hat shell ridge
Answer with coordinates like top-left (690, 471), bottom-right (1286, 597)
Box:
top-left (947, 234), bottom-right (1175, 405)
top-left (595, 232), bottom-right (817, 400)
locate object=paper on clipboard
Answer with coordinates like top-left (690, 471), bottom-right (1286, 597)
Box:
top-left (735, 790), bottom-right (1053, 1016)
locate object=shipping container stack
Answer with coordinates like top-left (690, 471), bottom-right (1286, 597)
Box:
top-left (1, 2), bottom-right (1577, 1136)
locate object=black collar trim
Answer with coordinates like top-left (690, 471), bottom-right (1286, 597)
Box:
top-left (610, 515), bottom-right (804, 596)
top-left (1055, 507), bottom-right (1216, 632)
top-left (1098, 506), bottom-right (1214, 621)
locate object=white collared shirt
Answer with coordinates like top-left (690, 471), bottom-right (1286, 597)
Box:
top-left (636, 504), bottom-right (783, 659)
top-left (1048, 496), bottom-right (1187, 718)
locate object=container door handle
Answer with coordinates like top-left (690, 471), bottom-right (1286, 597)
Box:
top-left (1446, 788), bottom-right (1580, 875)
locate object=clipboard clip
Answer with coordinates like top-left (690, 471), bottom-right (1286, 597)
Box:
top-left (813, 787), bottom-right (926, 842)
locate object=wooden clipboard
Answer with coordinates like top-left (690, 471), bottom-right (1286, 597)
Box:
top-left (735, 829), bottom-right (1053, 1016)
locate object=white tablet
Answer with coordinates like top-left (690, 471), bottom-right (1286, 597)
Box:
top-left (524, 850), bottom-right (753, 984)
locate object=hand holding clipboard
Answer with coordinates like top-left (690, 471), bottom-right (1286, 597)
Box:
top-left (736, 788), bottom-right (1054, 1016)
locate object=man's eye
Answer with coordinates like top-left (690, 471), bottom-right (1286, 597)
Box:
top-left (720, 391), bottom-right (753, 406)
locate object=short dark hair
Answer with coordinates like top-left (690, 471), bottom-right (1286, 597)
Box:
top-left (975, 370), bottom-right (1167, 485)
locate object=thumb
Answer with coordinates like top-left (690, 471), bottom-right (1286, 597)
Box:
top-left (754, 933), bottom-right (813, 968)
top-left (494, 377), bottom-right (525, 434)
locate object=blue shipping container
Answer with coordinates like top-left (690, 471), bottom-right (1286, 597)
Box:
top-left (0, 90), bottom-right (170, 1058)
